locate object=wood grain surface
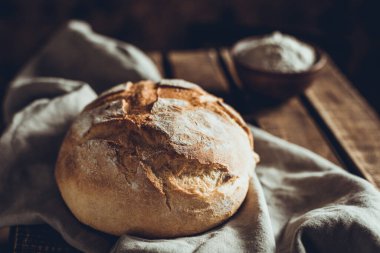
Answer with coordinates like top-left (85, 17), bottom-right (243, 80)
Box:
top-left (168, 49), bottom-right (230, 94)
top-left (148, 49), bottom-right (380, 185)
top-left (221, 49), bottom-right (341, 165)
top-left (306, 59), bottom-right (380, 187)
top-left (11, 48), bottom-right (380, 252)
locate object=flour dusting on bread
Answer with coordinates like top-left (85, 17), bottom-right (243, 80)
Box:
top-left (55, 79), bottom-right (257, 238)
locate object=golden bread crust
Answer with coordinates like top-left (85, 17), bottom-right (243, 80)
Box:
top-left (55, 79), bottom-right (256, 237)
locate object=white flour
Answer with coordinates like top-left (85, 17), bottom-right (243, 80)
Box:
top-left (238, 31), bottom-right (316, 73)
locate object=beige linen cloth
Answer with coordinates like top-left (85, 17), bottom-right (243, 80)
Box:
top-left (1, 21), bottom-right (380, 253)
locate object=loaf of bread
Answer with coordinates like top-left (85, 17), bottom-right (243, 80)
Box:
top-left (55, 79), bottom-right (258, 238)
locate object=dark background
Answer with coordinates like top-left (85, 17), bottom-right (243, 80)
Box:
top-left (0, 0), bottom-right (379, 114)
top-left (0, 1), bottom-right (378, 250)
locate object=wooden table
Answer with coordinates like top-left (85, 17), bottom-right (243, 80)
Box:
top-left (8, 48), bottom-right (380, 252)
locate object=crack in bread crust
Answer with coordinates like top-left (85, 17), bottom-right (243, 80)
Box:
top-left (83, 80), bottom-right (252, 143)
top-left (56, 79), bottom-right (255, 237)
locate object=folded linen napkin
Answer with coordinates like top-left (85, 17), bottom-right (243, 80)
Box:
top-left (1, 20), bottom-right (379, 253)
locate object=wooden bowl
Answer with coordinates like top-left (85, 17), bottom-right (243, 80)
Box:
top-left (232, 36), bottom-right (327, 102)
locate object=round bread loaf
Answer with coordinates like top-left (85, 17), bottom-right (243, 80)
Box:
top-left (55, 79), bottom-right (258, 238)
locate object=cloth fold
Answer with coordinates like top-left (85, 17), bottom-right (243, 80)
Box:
top-left (1, 20), bottom-right (380, 253)
top-left (3, 20), bottom-right (161, 124)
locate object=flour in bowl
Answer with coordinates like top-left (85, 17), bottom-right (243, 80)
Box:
top-left (237, 31), bottom-right (316, 73)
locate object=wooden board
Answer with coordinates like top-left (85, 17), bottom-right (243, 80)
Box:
top-left (10, 48), bottom-right (380, 252)
top-left (168, 49), bottom-right (229, 94)
top-left (167, 49), bottom-right (341, 165)
top-left (252, 98), bottom-right (342, 165)
top-left (306, 60), bottom-right (380, 187)
top-left (11, 225), bottom-right (80, 253)
top-left (220, 49), bottom-right (341, 165)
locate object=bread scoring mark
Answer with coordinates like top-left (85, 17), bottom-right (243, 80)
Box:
top-left (198, 94), bottom-right (219, 103)
top-left (79, 82), bottom-right (253, 187)
top-left (57, 80), bottom-right (255, 237)
top-left (170, 163), bottom-right (237, 195)
top-left (162, 183), bottom-right (172, 211)
top-left (156, 85), bottom-right (252, 147)
top-left (93, 99), bottom-right (126, 124)
top-left (144, 165), bottom-right (164, 193)
top-left (84, 80), bottom-right (157, 112)
top-left (128, 127), bottom-right (242, 196)
top-left (72, 99), bottom-right (126, 139)
top-left (151, 97), bottom-right (190, 113)
top-left (149, 100), bottom-right (251, 167)
top-left (82, 80), bottom-right (251, 147)
top-left (67, 80), bottom-right (253, 216)
top-left (158, 79), bottom-right (202, 91)
top-left (143, 163), bottom-right (172, 211)
top-left (122, 127), bottom-right (241, 207)
top-left (122, 99), bottom-right (129, 114)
